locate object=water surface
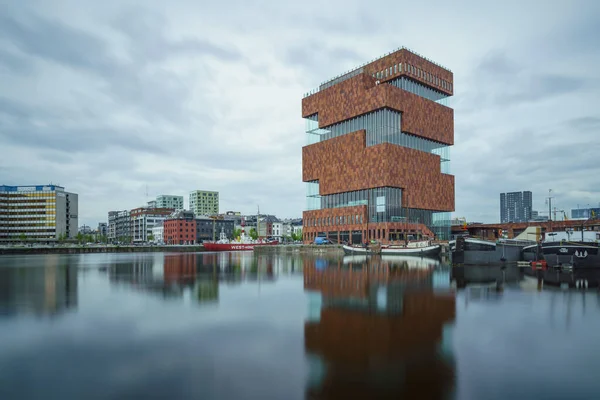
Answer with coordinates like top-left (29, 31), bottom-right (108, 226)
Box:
top-left (0, 253), bottom-right (599, 399)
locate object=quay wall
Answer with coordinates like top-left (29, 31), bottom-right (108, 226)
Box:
top-left (0, 245), bottom-right (205, 256)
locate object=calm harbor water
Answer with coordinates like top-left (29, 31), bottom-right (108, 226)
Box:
top-left (1, 253), bottom-right (600, 399)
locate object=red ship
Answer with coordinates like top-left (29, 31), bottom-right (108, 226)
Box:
top-left (202, 216), bottom-right (279, 252)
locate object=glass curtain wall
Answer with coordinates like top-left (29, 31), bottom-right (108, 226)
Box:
top-left (306, 181), bottom-right (321, 211)
top-left (319, 187), bottom-right (403, 223)
top-left (305, 114), bottom-right (329, 145)
top-left (309, 109), bottom-right (450, 171)
top-left (387, 77), bottom-right (449, 106)
top-left (432, 212), bottom-right (451, 240)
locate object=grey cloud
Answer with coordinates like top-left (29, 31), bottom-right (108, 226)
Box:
top-left (0, 114), bottom-right (165, 156)
top-left (0, 13), bottom-right (115, 74)
top-left (0, 48), bottom-right (34, 74)
top-left (284, 41), bottom-right (365, 85)
top-left (111, 8), bottom-right (242, 63)
top-left (496, 74), bottom-right (586, 105)
top-left (476, 51), bottom-right (521, 76)
top-left (0, 96), bottom-right (33, 120)
top-left (465, 51), bottom-right (589, 108)
top-left (564, 116), bottom-right (600, 130)
top-left (0, 9), bottom-right (220, 125)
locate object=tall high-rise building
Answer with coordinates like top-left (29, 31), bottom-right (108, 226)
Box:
top-left (189, 190), bottom-right (219, 216)
top-left (0, 184), bottom-right (78, 241)
top-left (500, 191), bottom-right (533, 223)
top-left (155, 195), bottom-right (184, 210)
top-left (301, 48), bottom-right (454, 243)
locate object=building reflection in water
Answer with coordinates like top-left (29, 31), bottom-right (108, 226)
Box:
top-left (0, 255), bottom-right (78, 317)
top-left (304, 255), bottom-right (456, 399)
top-left (104, 252), bottom-right (301, 305)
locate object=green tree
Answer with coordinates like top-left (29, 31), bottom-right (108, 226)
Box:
top-left (57, 233), bottom-right (66, 243)
top-left (147, 234), bottom-right (154, 242)
top-left (249, 228), bottom-right (258, 240)
top-left (76, 232), bottom-right (84, 244)
top-left (232, 228), bottom-right (242, 239)
top-left (291, 230), bottom-right (302, 241)
top-left (18, 233), bottom-right (27, 243)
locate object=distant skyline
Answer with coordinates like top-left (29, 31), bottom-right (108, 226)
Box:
top-left (1, 0), bottom-right (599, 227)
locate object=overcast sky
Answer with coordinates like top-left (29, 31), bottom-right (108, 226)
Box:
top-left (1, 0), bottom-right (599, 227)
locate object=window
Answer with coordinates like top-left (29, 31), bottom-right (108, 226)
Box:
top-left (399, 63), bottom-right (402, 73)
top-left (376, 196), bottom-right (385, 213)
top-left (394, 64), bottom-right (397, 74)
top-left (385, 69), bottom-right (388, 78)
top-left (389, 66), bottom-right (392, 75)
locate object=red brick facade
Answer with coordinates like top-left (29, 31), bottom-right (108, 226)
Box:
top-left (302, 130), bottom-right (454, 210)
top-left (302, 73), bottom-right (454, 145)
top-left (302, 205), bottom-right (436, 244)
top-left (301, 48), bottom-right (454, 244)
top-left (164, 219), bottom-right (196, 245)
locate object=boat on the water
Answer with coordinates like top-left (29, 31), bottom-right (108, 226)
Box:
top-left (450, 237), bottom-right (535, 265)
top-left (342, 240), bottom-right (441, 257)
top-left (540, 231), bottom-right (600, 268)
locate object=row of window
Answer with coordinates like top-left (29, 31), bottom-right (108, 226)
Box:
top-left (1, 204), bottom-right (56, 208)
top-left (305, 214), bottom-right (364, 227)
top-left (373, 62), bottom-right (452, 92)
top-left (0, 193), bottom-right (57, 198)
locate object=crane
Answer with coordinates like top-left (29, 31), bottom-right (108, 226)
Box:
top-left (553, 207), bottom-right (566, 221)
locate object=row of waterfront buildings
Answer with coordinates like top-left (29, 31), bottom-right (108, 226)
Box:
top-left (107, 192), bottom-right (302, 245)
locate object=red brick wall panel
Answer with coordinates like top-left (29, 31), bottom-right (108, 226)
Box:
top-left (302, 131), bottom-right (454, 211)
top-left (302, 74), bottom-right (453, 145)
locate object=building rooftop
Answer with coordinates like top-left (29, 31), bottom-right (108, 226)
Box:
top-left (0, 184), bottom-right (65, 192)
top-left (304, 47), bottom-right (452, 98)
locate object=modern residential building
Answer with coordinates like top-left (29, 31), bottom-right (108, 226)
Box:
top-left (0, 184), bottom-right (78, 241)
top-left (147, 200), bottom-right (157, 208)
top-left (500, 191), bottom-right (532, 223)
top-left (107, 210), bottom-right (131, 243)
top-left (189, 190), bottom-right (219, 216)
top-left (98, 222), bottom-right (108, 237)
top-left (156, 195), bottom-right (184, 211)
top-left (164, 210), bottom-right (196, 245)
top-left (195, 216), bottom-right (234, 243)
top-left (130, 207), bottom-right (174, 243)
top-left (301, 48), bottom-right (454, 243)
